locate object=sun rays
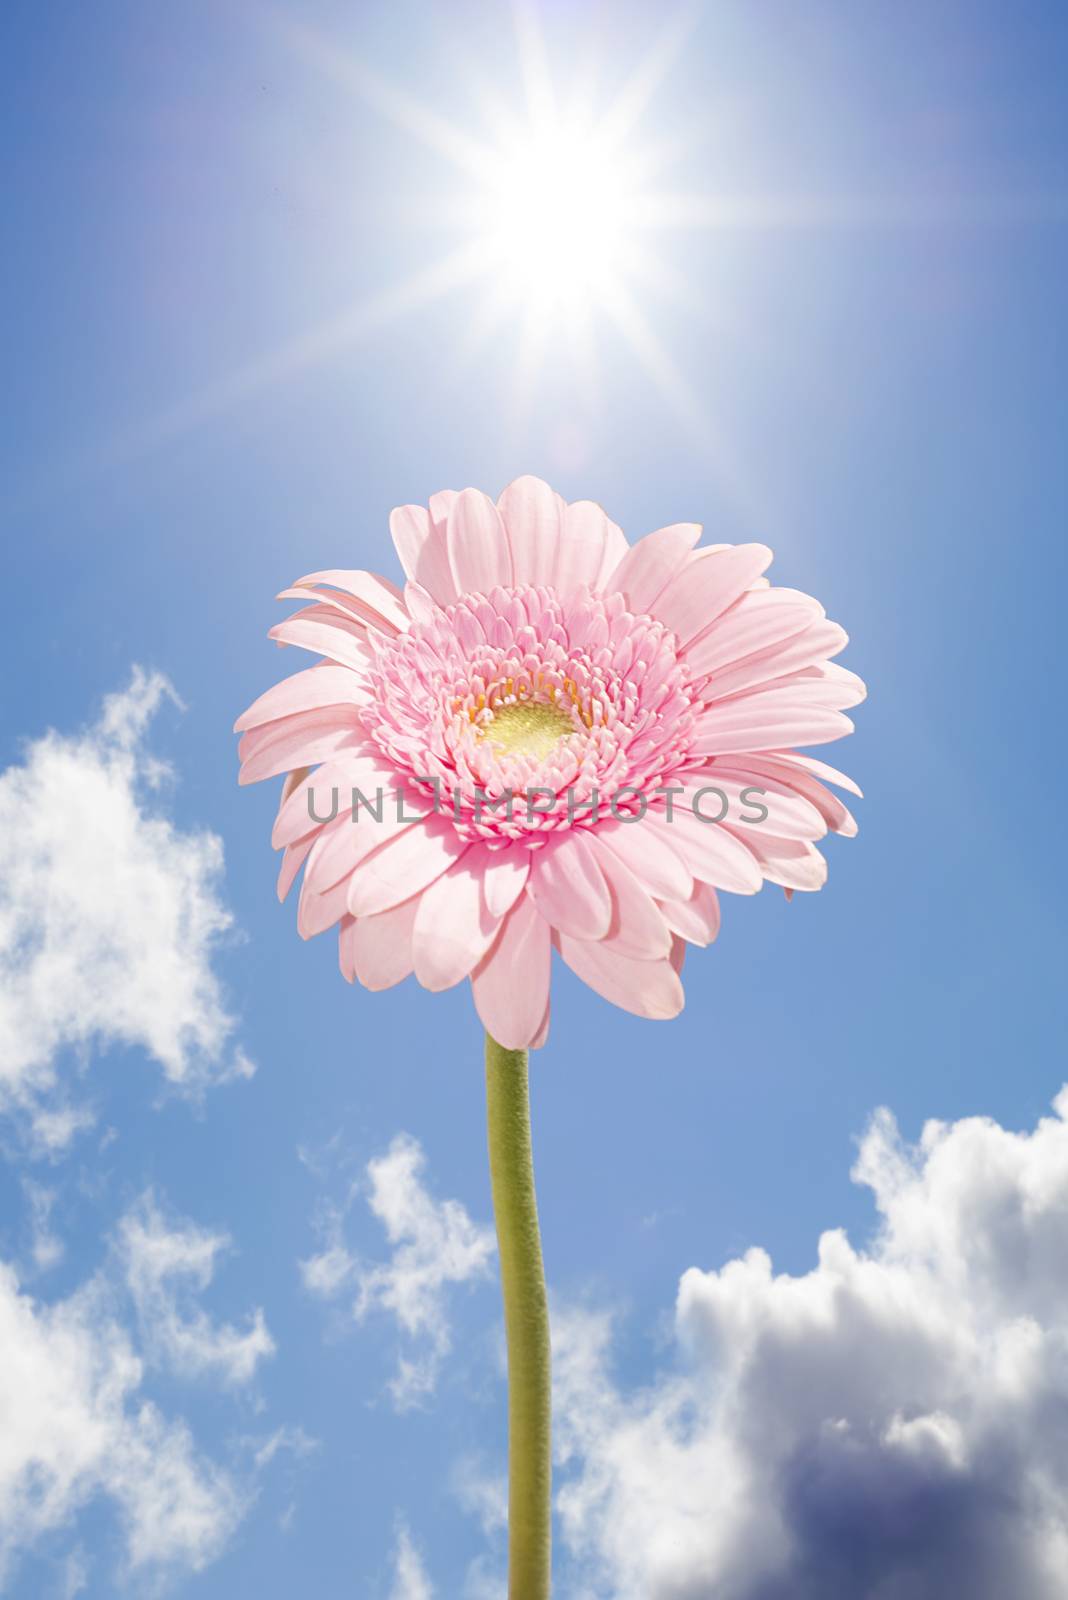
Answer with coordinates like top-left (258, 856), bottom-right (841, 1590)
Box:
top-left (101, 4), bottom-right (766, 515)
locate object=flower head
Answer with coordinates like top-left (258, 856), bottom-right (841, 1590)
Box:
top-left (236, 477), bottom-right (864, 1048)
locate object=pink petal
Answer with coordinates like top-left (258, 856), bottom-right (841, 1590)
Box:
top-left (338, 915), bottom-right (357, 982)
top-left (646, 807), bottom-right (762, 895)
top-left (481, 845), bottom-right (531, 918)
top-left (404, 582), bottom-right (438, 627)
top-left (234, 665), bottom-right (369, 733)
top-left (556, 500), bottom-right (628, 595)
top-left (271, 754), bottom-right (393, 848)
top-left (809, 661), bottom-right (867, 708)
top-left (273, 594), bottom-right (374, 634)
top-left (497, 476), bottom-right (563, 586)
top-left (472, 896), bottom-right (551, 1050)
top-left (585, 834), bottom-right (673, 959)
top-left (682, 589), bottom-right (821, 678)
top-left (556, 934), bottom-right (684, 1020)
top-left (412, 852), bottom-right (500, 991)
top-left (594, 818), bottom-right (692, 901)
top-left (653, 544), bottom-right (772, 644)
top-left (277, 836), bottom-right (314, 902)
top-left (293, 569), bottom-right (409, 633)
top-left (701, 620), bottom-right (850, 701)
top-left (297, 873), bottom-right (350, 939)
top-left (304, 797), bottom-right (418, 896)
top-left (657, 881), bottom-right (721, 946)
top-left (347, 817), bottom-right (467, 917)
top-left (727, 828), bottom-right (829, 892)
top-left (694, 694), bottom-right (854, 755)
top-left (238, 710), bottom-right (366, 785)
top-left (604, 522), bottom-right (701, 613)
top-left (530, 997), bottom-right (551, 1051)
top-left (429, 489), bottom-right (459, 529)
top-left (350, 896), bottom-right (419, 990)
top-left (527, 833), bottom-right (611, 940)
top-left (771, 751), bottom-right (863, 798)
top-left (268, 616), bottom-right (374, 674)
top-left (681, 773), bottom-right (827, 841)
top-left (713, 755), bottom-right (857, 837)
top-left (447, 488), bottom-right (513, 595)
top-left (390, 505), bottom-right (458, 606)
top-left (721, 672), bottom-right (863, 712)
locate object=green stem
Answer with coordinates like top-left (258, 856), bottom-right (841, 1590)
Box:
top-left (485, 1032), bottom-right (552, 1599)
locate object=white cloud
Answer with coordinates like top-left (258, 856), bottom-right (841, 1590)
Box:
top-left (298, 1220), bottom-right (355, 1298)
top-left (23, 1179), bottom-right (64, 1272)
top-left (0, 1181), bottom-right (290, 1589)
top-left (249, 1424), bottom-right (318, 1473)
top-left (61, 1547), bottom-right (89, 1599)
top-left (118, 1194), bottom-right (275, 1386)
top-left (301, 1134), bottom-right (495, 1408)
top-left (0, 1262), bottom-right (244, 1589)
top-left (388, 1522), bottom-right (434, 1600)
top-left (0, 668), bottom-right (252, 1146)
top-left (553, 1088), bottom-right (1068, 1600)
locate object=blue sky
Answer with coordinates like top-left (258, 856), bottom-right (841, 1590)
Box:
top-left (2, 3), bottom-right (1068, 1596)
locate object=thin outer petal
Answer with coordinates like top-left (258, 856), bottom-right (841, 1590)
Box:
top-left (682, 590), bottom-right (821, 679)
top-left (412, 851), bottom-right (500, 991)
top-left (585, 834), bottom-right (673, 960)
top-left (497, 476), bottom-right (563, 587)
top-left (268, 617), bottom-right (373, 674)
top-left (526, 833), bottom-right (611, 940)
top-left (646, 807), bottom-right (763, 895)
top-left (556, 934), bottom-right (684, 1020)
top-left (390, 505), bottom-right (458, 606)
top-left (481, 845), bottom-right (531, 918)
top-left (653, 544), bottom-right (772, 645)
top-left (658, 881), bottom-right (721, 946)
top-left (447, 488), bottom-right (513, 595)
top-left (351, 896), bottom-right (419, 990)
top-left (594, 818), bottom-right (692, 902)
top-left (472, 896), bottom-right (551, 1050)
top-left (695, 695), bottom-right (854, 755)
top-left (293, 569), bottom-right (408, 633)
top-left (347, 817), bottom-right (467, 917)
top-left (234, 665), bottom-right (369, 732)
top-left (701, 620), bottom-right (850, 701)
top-left (604, 522), bottom-right (701, 613)
top-left (556, 500), bottom-right (628, 596)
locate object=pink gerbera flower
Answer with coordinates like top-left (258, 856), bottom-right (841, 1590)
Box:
top-left (236, 476), bottom-right (863, 1049)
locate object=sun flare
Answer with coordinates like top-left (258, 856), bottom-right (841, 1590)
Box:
top-left (476, 120), bottom-right (635, 313)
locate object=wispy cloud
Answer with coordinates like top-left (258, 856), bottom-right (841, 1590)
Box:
top-left (0, 668), bottom-right (252, 1147)
top-left (0, 1183), bottom-right (292, 1589)
top-left (22, 1179), bottom-right (64, 1273)
top-left (553, 1087), bottom-right (1068, 1599)
top-left (388, 1520), bottom-right (435, 1600)
top-left (117, 1193), bottom-right (275, 1387)
top-left (0, 1261), bottom-right (244, 1588)
top-left (301, 1133), bottom-right (495, 1408)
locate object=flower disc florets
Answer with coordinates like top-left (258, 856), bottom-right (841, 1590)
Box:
top-left (361, 585), bottom-right (700, 843)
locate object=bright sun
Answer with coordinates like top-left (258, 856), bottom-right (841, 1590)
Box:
top-left (151, 10), bottom-right (738, 459)
top-left (478, 121), bottom-right (634, 312)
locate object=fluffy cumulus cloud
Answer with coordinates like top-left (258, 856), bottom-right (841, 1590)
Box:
top-left (301, 1134), bottom-right (495, 1408)
top-left (553, 1089), bottom-right (1068, 1600)
top-left (0, 669), bottom-right (251, 1145)
top-left (118, 1194), bottom-right (275, 1386)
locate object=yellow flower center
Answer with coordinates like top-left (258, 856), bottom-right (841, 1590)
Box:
top-left (482, 699), bottom-right (575, 759)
